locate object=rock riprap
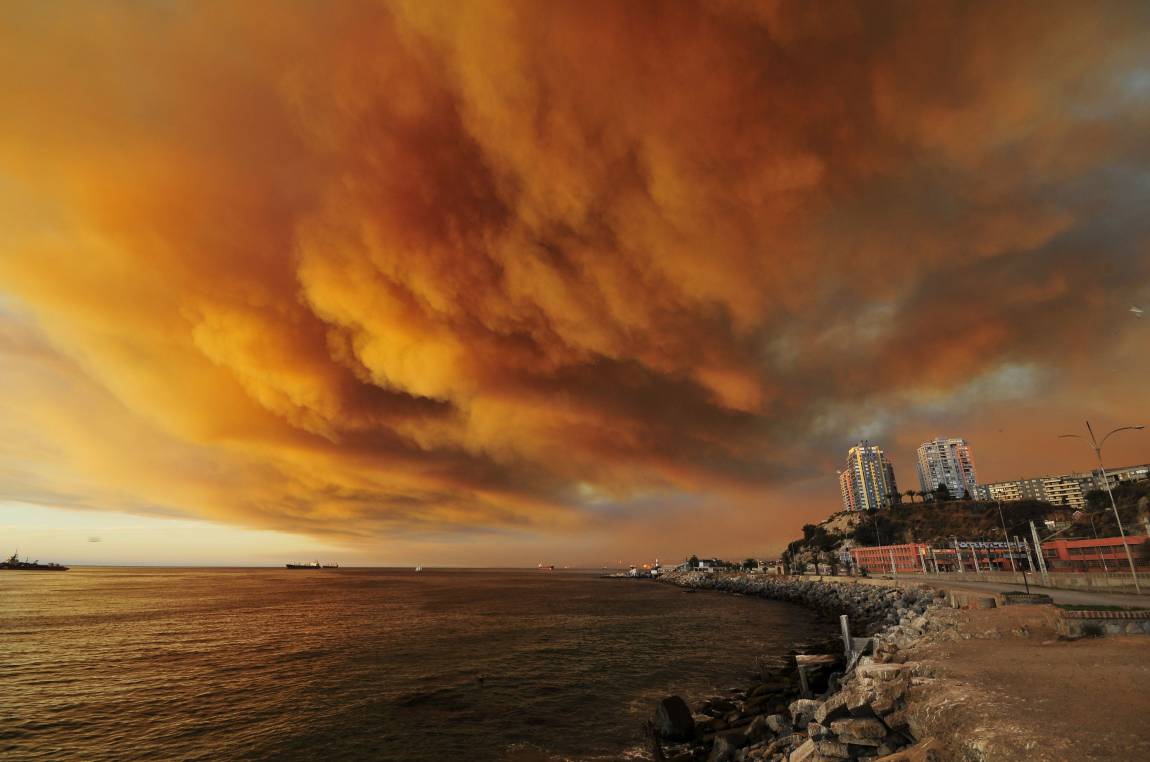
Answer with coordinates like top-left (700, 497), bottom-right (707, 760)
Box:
top-left (649, 572), bottom-right (950, 762)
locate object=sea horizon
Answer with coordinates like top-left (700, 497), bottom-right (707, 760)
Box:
top-left (1, 566), bottom-right (834, 761)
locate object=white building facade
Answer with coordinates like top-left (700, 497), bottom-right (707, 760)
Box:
top-left (915, 437), bottom-right (978, 498)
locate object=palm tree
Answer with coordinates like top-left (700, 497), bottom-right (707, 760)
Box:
top-left (905, 490), bottom-right (918, 503)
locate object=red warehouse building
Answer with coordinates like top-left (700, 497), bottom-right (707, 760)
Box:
top-left (850, 543), bottom-right (931, 574)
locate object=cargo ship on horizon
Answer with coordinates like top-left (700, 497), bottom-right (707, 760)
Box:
top-left (285, 561), bottom-right (339, 569)
top-left (1, 552), bottom-right (69, 571)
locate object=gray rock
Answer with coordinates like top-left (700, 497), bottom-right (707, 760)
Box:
top-left (788, 739), bottom-right (819, 762)
top-left (788, 698), bottom-right (820, 727)
top-left (828, 717), bottom-right (887, 746)
top-left (765, 713), bottom-right (792, 734)
top-left (814, 739), bottom-right (851, 759)
top-left (814, 692), bottom-right (850, 724)
top-left (883, 707), bottom-right (909, 730)
top-left (869, 679), bottom-right (906, 715)
top-left (764, 733), bottom-right (805, 758)
top-left (856, 663), bottom-right (908, 681)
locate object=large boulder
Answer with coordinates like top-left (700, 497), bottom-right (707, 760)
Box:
top-left (814, 692), bottom-right (850, 724)
top-left (765, 713), bottom-right (793, 734)
top-left (655, 695), bottom-right (696, 742)
top-left (807, 721), bottom-right (832, 741)
top-left (829, 717), bottom-right (888, 746)
top-left (788, 698), bottom-right (820, 727)
top-left (870, 679), bottom-right (908, 715)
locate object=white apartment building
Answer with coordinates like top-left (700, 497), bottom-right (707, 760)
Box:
top-left (915, 437), bottom-right (978, 498)
top-left (1041, 475), bottom-right (1091, 510)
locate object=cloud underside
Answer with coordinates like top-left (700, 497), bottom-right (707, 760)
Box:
top-left (1, 0), bottom-right (1148, 540)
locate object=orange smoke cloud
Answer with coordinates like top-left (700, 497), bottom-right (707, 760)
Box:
top-left (1, 1), bottom-right (1148, 542)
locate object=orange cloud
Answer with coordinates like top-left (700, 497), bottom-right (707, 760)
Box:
top-left (0, 1), bottom-right (1148, 547)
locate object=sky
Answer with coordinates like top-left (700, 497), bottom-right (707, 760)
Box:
top-left (1, 0), bottom-right (1148, 567)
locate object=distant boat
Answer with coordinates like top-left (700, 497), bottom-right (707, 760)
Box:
top-left (537, 562), bottom-right (555, 571)
top-left (1, 552), bottom-right (68, 571)
top-left (414, 565), bottom-right (423, 572)
top-left (286, 561), bottom-right (338, 569)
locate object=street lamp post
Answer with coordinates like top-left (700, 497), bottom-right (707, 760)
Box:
top-left (995, 499), bottom-right (1020, 582)
top-left (1014, 535), bottom-right (1031, 594)
top-left (1059, 421), bottom-right (1145, 594)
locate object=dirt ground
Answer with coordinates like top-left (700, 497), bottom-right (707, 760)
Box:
top-left (906, 605), bottom-right (1150, 761)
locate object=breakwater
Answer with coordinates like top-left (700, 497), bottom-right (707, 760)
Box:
top-left (652, 571), bottom-right (949, 761)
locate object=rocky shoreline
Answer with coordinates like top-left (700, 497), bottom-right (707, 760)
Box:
top-left (648, 571), bottom-right (950, 762)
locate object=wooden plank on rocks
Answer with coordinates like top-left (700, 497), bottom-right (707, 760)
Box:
top-left (795, 654), bottom-right (838, 667)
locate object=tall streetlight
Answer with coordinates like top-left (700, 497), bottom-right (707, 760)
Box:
top-left (1058, 421), bottom-right (1145, 593)
top-left (994, 499), bottom-right (1019, 579)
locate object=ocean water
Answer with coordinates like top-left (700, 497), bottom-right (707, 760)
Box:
top-left (0, 568), bottom-right (833, 761)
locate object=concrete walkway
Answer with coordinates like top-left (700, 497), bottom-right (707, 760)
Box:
top-left (913, 577), bottom-right (1150, 608)
top-left (810, 574), bottom-right (1150, 608)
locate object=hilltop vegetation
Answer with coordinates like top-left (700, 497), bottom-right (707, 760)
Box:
top-left (850, 500), bottom-right (1052, 547)
top-left (784, 482), bottom-right (1150, 570)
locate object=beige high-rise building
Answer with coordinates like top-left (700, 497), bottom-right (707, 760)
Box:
top-left (839, 442), bottom-right (898, 512)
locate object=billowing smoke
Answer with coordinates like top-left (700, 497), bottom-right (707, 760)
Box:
top-left (1, 0), bottom-right (1147, 542)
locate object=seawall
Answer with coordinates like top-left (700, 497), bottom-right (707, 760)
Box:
top-left (660, 571), bottom-right (931, 637)
top-left (652, 571), bottom-right (969, 761)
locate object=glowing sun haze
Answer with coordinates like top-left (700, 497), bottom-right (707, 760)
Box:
top-left (1, 1), bottom-right (1148, 565)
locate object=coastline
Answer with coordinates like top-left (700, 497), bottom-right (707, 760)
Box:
top-left (648, 570), bottom-right (940, 761)
top-left (647, 570), bottom-right (1150, 761)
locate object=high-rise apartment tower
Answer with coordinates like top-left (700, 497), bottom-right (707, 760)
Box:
top-left (839, 442), bottom-right (898, 512)
top-left (915, 437), bottom-right (977, 499)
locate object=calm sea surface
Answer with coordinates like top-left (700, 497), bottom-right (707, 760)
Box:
top-left (0, 568), bottom-right (833, 761)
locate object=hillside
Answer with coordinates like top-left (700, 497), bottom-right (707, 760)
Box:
top-left (784, 481), bottom-right (1150, 572)
top-left (784, 500), bottom-right (1057, 572)
top-left (850, 499), bottom-right (1053, 547)
top-left (1076, 480), bottom-right (1150, 537)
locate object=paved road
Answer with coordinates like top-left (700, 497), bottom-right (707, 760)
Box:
top-left (815, 574), bottom-right (1149, 608)
top-left (914, 577), bottom-right (1149, 608)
